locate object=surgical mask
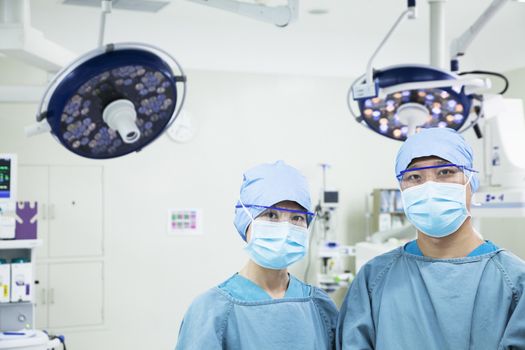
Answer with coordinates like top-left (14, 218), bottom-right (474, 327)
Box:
top-left (245, 219), bottom-right (309, 270)
top-left (238, 199), bottom-right (309, 270)
top-left (401, 180), bottom-right (471, 238)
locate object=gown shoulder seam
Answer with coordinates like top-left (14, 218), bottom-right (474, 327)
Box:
top-left (489, 255), bottom-right (519, 301)
top-left (368, 252), bottom-right (402, 294)
top-left (216, 292), bottom-right (234, 346)
top-left (311, 293), bottom-right (336, 345)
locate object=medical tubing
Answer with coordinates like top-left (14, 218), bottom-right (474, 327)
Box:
top-left (458, 70), bottom-right (509, 94)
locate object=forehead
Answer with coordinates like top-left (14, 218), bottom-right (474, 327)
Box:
top-left (407, 156), bottom-right (451, 169)
top-left (272, 200), bottom-right (305, 211)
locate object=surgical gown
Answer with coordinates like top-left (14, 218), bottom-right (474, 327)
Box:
top-left (176, 274), bottom-right (338, 350)
top-left (337, 245), bottom-right (525, 350)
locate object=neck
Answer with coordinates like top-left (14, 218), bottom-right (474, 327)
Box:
top-left (417, 218), bottom-right (484, 258)
top-left (239, 260), bottom-right (290, 299)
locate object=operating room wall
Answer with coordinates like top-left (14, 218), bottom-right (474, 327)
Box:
top-left (0, 59), bottom-right (401, 350)
top-left (506, 67), bottom-right (525, 101)
top-left (1, 58), bottom-right (525, 349)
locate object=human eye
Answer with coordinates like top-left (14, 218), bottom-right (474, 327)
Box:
top-left (290, 214), bottom-right (307, 227)
top-left (405, 172), bottom-right (421, 182)
top-left (260, 209), bottom-right (279, 221)
top-left (437, 166), bottom-right (459, 176)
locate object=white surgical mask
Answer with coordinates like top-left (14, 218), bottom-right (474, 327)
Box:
top-left (401, 179), bottom-right (471, 238)
top-left (245, 219), bottom-right (308, 270)
top-left (238, 199), bottom-right (309, 269)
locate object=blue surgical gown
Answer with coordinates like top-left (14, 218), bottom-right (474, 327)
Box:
top-left (176, 274), bottom-right (338, 350)
top-left (337, 246), bottom-right (525, 350)
top-left (404, 239), bottom-right (499, 257)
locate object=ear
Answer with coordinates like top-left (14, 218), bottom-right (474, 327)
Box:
top-left (245, 223), bottom-right (252, 242)
top-left (466, 183), bottom-right (473, 211)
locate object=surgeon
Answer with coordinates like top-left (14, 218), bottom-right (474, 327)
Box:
top-left (337, 128), bottom-right (525, 350)
top-left (176, 161), bottom-right (338, 350)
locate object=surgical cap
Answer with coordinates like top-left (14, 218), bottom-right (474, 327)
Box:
top-left (395, 127), bottom-right (479, 192)
top-left (234, 161), bottom-right (312, 241)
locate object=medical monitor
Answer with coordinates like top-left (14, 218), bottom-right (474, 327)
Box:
top-left (0, 154), bottom-right (17, 202)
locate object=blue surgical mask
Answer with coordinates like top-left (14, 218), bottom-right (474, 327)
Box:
top-left (401, 180), bottom-right (471, 238)
top-left (245, 219), bottom-right (308, 270)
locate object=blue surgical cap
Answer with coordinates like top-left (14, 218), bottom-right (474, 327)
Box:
top-left (395, 128), bottom-right (479, 192)
top-left (234, 160), bottom-right (312, 241)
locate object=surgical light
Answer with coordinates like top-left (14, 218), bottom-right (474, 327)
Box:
top-left (346, 0), bottom-right (497, 142)
top-left (26, 0), bottom-right (187, 159)
top-left (32, 43), bottom-right (186, 159)
top-left (349, 65), bottom-right (473, 141)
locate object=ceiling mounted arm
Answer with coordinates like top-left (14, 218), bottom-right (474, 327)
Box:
top-left (450, 0), bottom-right (512, 71)
top-left (352, 0), bottom-right (417, 100)
top-left (187, 0), bottom-right (298, 27)
top-left (0, 0), bottom-right (76, 72)
top-left (98, 0), bottom-right (112, 47)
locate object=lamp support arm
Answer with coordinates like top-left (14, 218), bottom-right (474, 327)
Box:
top-left (450, 0), bottom-right (509, 67)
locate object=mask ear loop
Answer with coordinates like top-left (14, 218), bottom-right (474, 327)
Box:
top-left (396, 177), bottom-right (409, 215)
top-left (462, 171), bottom-right (484, 239)
top-left (464, 171), bottom-right (473, 188)
top-left (307, 214), bottom-right (317, 234)
top-left (238, 198), bottom-right (256, 243)
top-left (461, 171), bottom-right (477, 220)
top-left (238, 197), bottom-right (255, 221)
top-left (464, 172), bottom-right (483, 217)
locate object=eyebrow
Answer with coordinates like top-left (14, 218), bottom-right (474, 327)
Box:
top-left (407, 159), bottom-right (451, 169)
top-left (271, 206), bottom-right (307, 214)
top-left (236, 204), bottom-right (315, 216)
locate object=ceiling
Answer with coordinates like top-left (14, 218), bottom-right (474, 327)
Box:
top-left (27, 0), bottom-right (525, 77)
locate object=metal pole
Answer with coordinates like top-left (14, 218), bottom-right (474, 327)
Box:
top-left (429, 0), bottom-right (446, 69)
top-left (98, 0), bottom-right (112, 47)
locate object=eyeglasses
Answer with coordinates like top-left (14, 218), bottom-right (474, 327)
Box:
top-left (397, 163), bottom-right (477, 189)
top-left (235, 204), bottom-right (315, 227)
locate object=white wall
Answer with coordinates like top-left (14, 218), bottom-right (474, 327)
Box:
top-left (506, 67), bottom-right (525, 101)
top-left (1, 57), bottom-right (525, 349)
top-left (0, 59), bottom-right (400, 349)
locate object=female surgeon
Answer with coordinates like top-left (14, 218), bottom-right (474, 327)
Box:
top-left (337, 128), bottom-right (525, 350)
top-left (175, 161), bottom-right (338, 350)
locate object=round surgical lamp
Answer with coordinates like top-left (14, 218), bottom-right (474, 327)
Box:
top-left (36, 43), bottom-right (186, 159)
top-left (348, 65), bottom-right (473, 141)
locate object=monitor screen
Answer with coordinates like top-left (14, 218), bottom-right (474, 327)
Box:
top-left (323, 191), bottom-right (339, 204)
top-left (0, 158), bottom-right (11, 199)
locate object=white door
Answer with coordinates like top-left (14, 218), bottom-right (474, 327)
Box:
top-left (48, 166), bottom-right (103, 257)
top-left (18, 165), bottom-right (49, 259)
top-left (47, 261), bottom-right (104, 328)
top-left (34, 263), bottom-right (48, 329)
